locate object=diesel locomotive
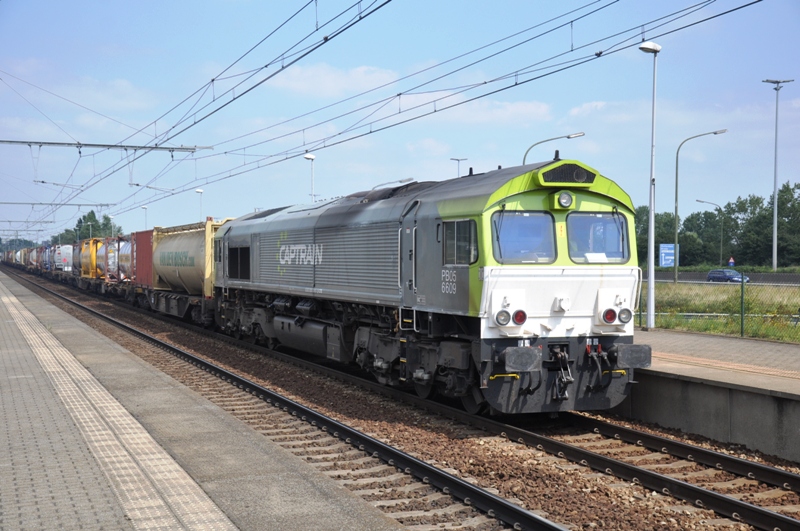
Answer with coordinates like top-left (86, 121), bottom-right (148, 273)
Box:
top-left (213, 157), bottom-right (651, 414)
top-left (5, 156), bottom-right (651, 415)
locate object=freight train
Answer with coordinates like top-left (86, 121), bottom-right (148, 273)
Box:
top-left (3, 157), bottom-right (651, 415)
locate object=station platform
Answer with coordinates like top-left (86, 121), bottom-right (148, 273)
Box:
top-left (0, 270), bottom-right (402, 530)
top-left (623, 327), bottom-right (800, 462)
top-left (641, 327), bottom-right (800, 396)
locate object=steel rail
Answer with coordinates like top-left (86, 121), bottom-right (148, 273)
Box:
top-left (7, 270), bottom-right (566, 531)
top-left (567, 414), bottom-right (800, 493)
top-left (483, 420), bottom-right (800, 531)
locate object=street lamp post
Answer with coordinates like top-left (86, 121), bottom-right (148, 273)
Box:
top-left (763, 79), bottom-right (793, 271)
top-left (109, 215), bottom-right (115, 238)
top-left (673, 129), bottom-right (727, 282)
top-left (522, 132), bottom-right (585, 165)
top-left (640, 40), bottom-right (661, 330)
top-left (450, 158), bottom-right (467, 177)
top-left (195, 189), bottom-right (204, 219)
top-left (141, 206), bottom-right (148, 230)
top-left (303, 153), bottom-right (316, 202)
top-left (697, 199), bottom-right (724, 267)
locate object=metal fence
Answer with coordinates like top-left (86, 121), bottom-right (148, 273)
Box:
top-left (638, 274), bottom-right (800, 344)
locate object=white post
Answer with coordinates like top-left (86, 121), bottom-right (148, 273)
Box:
top-left (640, 41), bottom-right (662, 330)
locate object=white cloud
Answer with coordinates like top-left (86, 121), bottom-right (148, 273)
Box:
top-left (59, 77), bottom-right (157, 113)
top-left (439, 98), bottom-right (551, 125)
top-left (569, 101), bottom-right (606, 117)
top-left (266, 63), bottom-right (398, 98)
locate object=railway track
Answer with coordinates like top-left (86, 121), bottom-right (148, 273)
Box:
top-left (7, 266), bottom-right (800, 530)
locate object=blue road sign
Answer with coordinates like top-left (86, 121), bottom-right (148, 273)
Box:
top-left (660, 243), bottom-right (676, 267)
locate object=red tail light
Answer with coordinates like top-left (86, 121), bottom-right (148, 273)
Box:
top-left (512, 310), bottom-right (527, 325)
top-left (602, 308), bottom-right (617, 323)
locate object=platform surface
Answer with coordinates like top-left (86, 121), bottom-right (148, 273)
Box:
top-left (0, 269), bottom-right (402, 530)
top-left (638, 327), bottom-right (800, 398)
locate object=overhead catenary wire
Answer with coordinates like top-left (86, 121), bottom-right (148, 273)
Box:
top-left (108, 0), bottom-right (759, 217)
top-left (205, 0), bottom-right (718, 161)
top-left (68, 0), bottom-right (397, 214)
top-left (211, 0), bottom-right (618, 151)
top-left (11, 0), bottom-right (391, 227)
top-left (7, 0), bottom-right (622, 223)
top-left (5, 0), bottom-right (762, 237)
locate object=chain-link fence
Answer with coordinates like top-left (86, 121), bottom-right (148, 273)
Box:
top-left (638, 272), bottom-right (800, 344)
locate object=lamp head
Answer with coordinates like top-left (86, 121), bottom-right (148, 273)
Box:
top-left (304, 153), bottom-right (316, 161)
top-left (713, 129), bottom-right (727, 135)
top-left (639, 41), bottom-right (662, 54)
top-left (567, 132), bottom-right (585, 139)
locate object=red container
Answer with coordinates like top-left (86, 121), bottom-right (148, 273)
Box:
top-left (133, 230), bottom-right (154, 288)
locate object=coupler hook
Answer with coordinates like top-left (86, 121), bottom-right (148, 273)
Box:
top-left (551, 347), bottom-right (573, 401)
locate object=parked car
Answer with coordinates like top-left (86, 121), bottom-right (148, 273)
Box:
top-left (707, 269), bottom-right (749, 283)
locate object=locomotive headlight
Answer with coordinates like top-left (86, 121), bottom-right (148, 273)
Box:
top-left (602, 308), bottom-right (617, 323)
top-left (495, 310), bottom-right (511, 326)
top-left (618, 308), bottom-right (633, 323)
top-left (550, 190), bottom-right (576, 210)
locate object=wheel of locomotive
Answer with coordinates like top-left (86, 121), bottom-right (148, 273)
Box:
top-left (265, 337), bottom-right (279, 350)
top-left (460, 389), bottom-right (487, 415)
top-left (248, 324), bottom-right (263, 345)
top-left (414, 380), bottom-right (436, 399)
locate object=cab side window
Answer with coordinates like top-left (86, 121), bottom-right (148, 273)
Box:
top-left (443, 220), bottom-right (478, 265)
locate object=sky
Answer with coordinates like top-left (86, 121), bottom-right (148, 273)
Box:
top-left (0, 0), bottom-right (797, 242)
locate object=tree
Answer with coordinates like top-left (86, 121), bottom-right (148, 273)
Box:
top-left (677, 231), bottom-right (705, 266)
top-left (778, 182), bottom-right (800, 266)
top-left (682, 210), bottom-right (727, 266)
top-left (633, 205), bottom-right (676, 267)
top-left (634, 205), bottom-right (648, 267)
top-left (51, 211), bottom-right (123, 244)
top-left (636, 179), bottom-right (800, 268)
